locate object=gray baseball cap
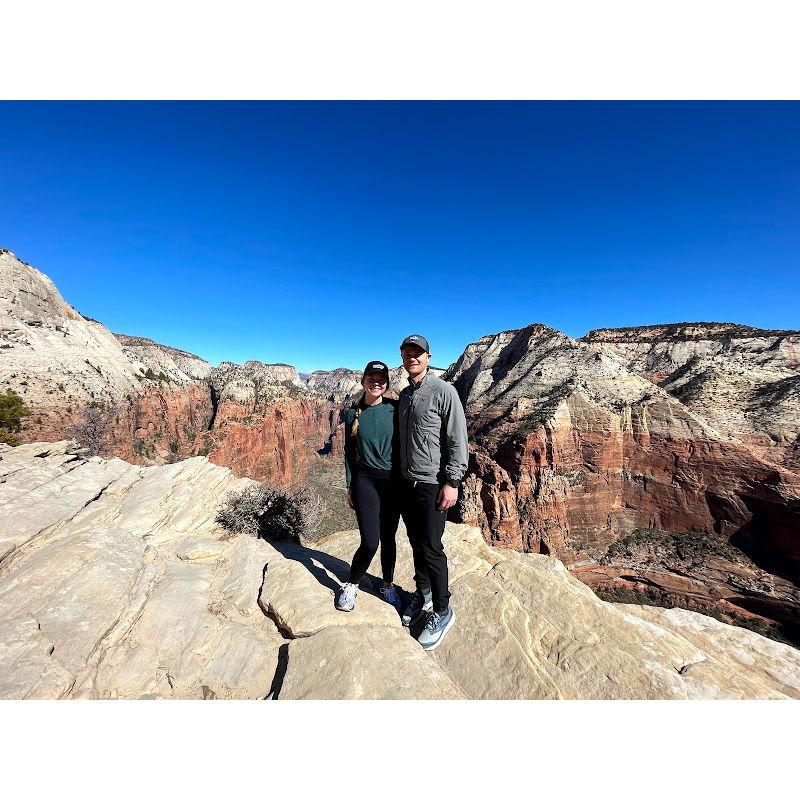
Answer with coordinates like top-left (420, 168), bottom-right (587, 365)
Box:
top-left (399, 334), bottom-right (430, 353)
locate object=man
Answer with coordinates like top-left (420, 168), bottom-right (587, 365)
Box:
top-left (397, 334), bottom-right (468, 651)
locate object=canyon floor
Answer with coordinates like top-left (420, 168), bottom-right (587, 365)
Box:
top-left (2, 441), bottom-right (798, 700)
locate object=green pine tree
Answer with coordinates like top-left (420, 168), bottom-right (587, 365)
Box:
top-left (0, 390), bottom-right (31, 446)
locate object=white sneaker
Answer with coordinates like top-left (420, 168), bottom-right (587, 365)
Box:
top-left (336, 582), bottom-right (358, 612)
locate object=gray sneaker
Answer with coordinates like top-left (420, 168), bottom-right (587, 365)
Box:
top-left (401, 589), bottom-right (433, 627)
top-left (417, 606), bottom-right (455, 651)
top-left (335, 582), bottom-right (358, 612)
top-left (379, 583), bottom-right (403, 614)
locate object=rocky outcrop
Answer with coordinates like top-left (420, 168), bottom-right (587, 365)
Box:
top-left (5, 247), bottom-right (799, 642)
top-left (1, 248), bottom-right (149, 410)
top-left (581, 322), bottom-right (800, 376)
top-left (0, 441), bottom-right (282, 699)
top-left (202, 398), bottom-right (331, 485)
top-left (581, 322), bottom-right (800, 468)
top-left (0, 248), bottom-right (217, 463)
top-left (305, 368), bottom-right (363, 404)
top-left (573, 529), bottom-right (800, 645)
top-left (197, 360), bottom-right (333, 485)
top-left (446, 323), bottom-right (800, 639)
top-left (1, 442), bottom-right (798, 699)
top-left (115, 334), bottom-right (213, 384)
top-left (0, 249), bottom-right (335, 485)
top-left (213, 361), bottom-right (305, 402)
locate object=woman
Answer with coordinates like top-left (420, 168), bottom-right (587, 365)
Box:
top-left (335, 360), bottom-right (403, 614)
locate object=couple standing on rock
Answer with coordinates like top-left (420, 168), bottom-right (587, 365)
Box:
top-left (335, 334), bottom-right (469, 652)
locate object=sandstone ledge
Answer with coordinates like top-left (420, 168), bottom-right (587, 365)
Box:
top-left (1, 442), bottom-right (798, 700)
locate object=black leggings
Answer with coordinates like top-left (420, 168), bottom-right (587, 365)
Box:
top-left (349, 467), bottom-right (401, 585)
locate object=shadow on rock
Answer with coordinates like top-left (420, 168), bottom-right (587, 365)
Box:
top-left (268, 537), bottom-right (386, 600)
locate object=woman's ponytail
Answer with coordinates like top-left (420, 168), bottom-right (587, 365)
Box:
top-left (350, 391), bottom-right (366, 437)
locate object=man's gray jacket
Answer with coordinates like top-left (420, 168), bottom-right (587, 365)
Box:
top-left (398, 372), bottom-right (469, 485)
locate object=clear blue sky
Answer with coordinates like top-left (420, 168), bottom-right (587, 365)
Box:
top-left (1, 101), bottom-right (798, 372)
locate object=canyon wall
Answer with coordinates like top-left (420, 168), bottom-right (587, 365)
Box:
top-left (0, 248), bottom-right (335, 487)
top-left (581, 323), bottom-right (800, 468)
top-left (446, 323), bottom-right (800, 642)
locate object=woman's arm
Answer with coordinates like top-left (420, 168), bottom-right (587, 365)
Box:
top-left (342, 408), bottom-right (355, 488)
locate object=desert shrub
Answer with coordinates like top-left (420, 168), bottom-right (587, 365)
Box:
top-left (215, 483), bottom-right (325, 542)
top-left (595, 585), bottom-right (669, 607)
top-left (141, 368), bottom-right (172, 383)
top-left (595, 584), bottom-right (792, 646)
top-left (0, 429), bottom-right (21, 446)
top-left (0, 390), bottom-right (31, 445)
top-left (604, 528), bottom-right (743, 563)
top-left (66, 401), bottom-right (117, 456)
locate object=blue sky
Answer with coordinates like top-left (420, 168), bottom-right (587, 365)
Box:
top-left (1, 101), bottom-right (798, 372)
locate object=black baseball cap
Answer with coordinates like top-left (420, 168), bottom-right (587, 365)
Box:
top-left (399, 334), bottom-right (430, 353)
top-left (362, 360), bottom-right (390, 381)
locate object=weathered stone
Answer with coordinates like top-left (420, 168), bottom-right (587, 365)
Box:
top-left (258, 545), bottom-right (403, 637)
top-left (0, 442), bottom-right (280, 700)
top-left (278, 626), bottom-right (465, 699)
top-left (2, 443), bottom-right (799, 700)
top-left (219, 535), bottom-right (274, 617)
top-left (0, 249), bottom-right (335, 483)
top-left (310, 523), bottom-right (800, 699)
top-left (445, 322), bottom-right (800, 637)
top-left (621, 604), bottom-right (800, 699)
top-left (581, 322), bottom-right (800, 468)
top-left (175, 537), bottom-right (227, 561)
top-left (0, 614), bottom-right (75, 699)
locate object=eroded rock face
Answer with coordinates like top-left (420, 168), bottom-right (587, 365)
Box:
top-left (581, 323), bottom-right (800, 469)
top-left (1, 249), bottom-right (149, 409)
top-left (0, 441), bottom-right (282, 699)
top-left (203, 398), bottom-right (332, 485)
top-left (445, 323), bottom-right (800, 640)
top-left (446, 324), bottom-right (800, 641)
top-left (212, 361), bottom-right (305, 405)
top-left (4, 247), bottom-right (799, 646)
top-left (305, 368), bottom-right (364, 404)
top-left (1, 443), bottom-right (798, 700)
top-left (0, 249), bottom-right (219, 462)
top-left (115, 334), bottom-right (213, 384)
top-left (0, 249), bottom-right (336, 485)
top-left (573, 529), bottom-right (800, 645)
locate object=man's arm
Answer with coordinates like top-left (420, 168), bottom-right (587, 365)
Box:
top-left (441, 384), bottom-right (468, 484)
top-left (438, 384), bottom-right (469, 510)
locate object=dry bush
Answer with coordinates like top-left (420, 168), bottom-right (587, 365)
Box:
top-left (215, 483), bottom-right (326, 542)
top-left (66, 401), bottom-right (117, 456)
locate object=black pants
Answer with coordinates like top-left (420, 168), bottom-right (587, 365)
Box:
top-left (400, 479), bottom-right (450, 613)
top-left (349, 467), bottom-right (401, 585)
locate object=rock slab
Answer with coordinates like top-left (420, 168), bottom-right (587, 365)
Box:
top-left (1, 443), bottom-right (799, 700)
